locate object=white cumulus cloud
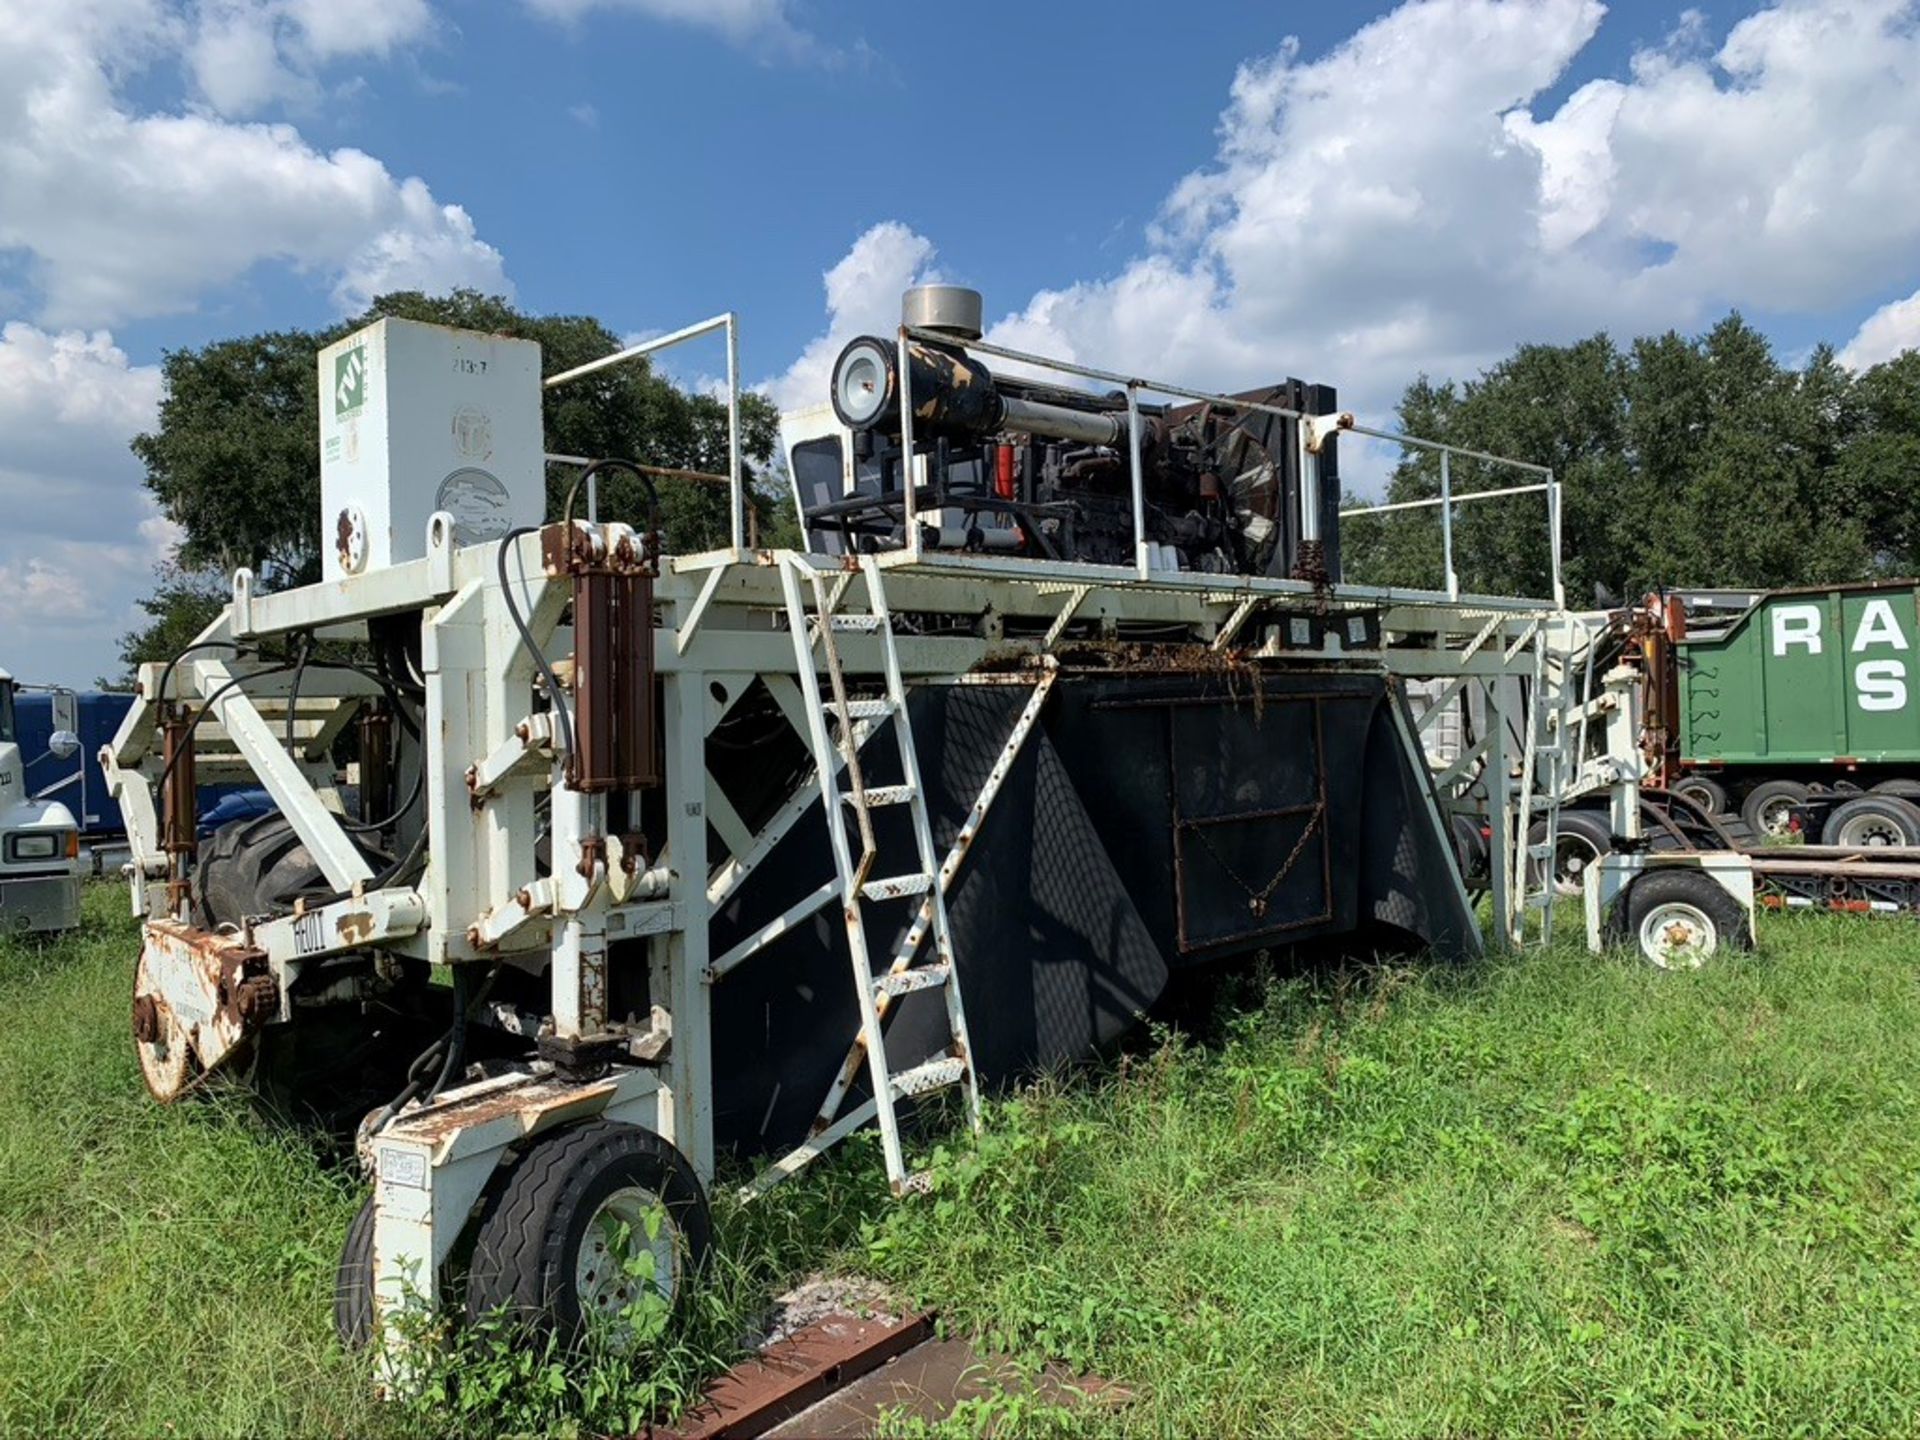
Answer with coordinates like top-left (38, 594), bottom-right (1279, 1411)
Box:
top-left (0, 323), bottom-right (168, 681)
top-left (773, 0), bottom-right (1920, 492)
top-left (1840, 289), bottom-right (1920, 370)
top-left (0, 0), bottom-right (503, 328)
top-left (0, 1), bottom-right (497, 683)
top-left (764, 221), bottom-right (940, 412)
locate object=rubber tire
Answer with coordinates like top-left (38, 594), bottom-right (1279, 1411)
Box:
top-left (196, 815), bottom-right (424, 1143)
top-left (1820, 793), bottom-right (1920, 848)
top-left (1623, 869), bottom-right (1752, 969)
top-left (1740, 779), bottom-right (1809, 840)
top-left (195, 813), bottom-right (331, 929)
top-left (466, 1120), bottom-right (711, 1341)
top-left (1672, 775), bottom-right (1728, 815)
top-left (1870, 778), bottom-right (1920, 801)
top-left (1529, 810), bottom-right (1612, 896)
top-left (335, 1197), bottom-right (376, 1351)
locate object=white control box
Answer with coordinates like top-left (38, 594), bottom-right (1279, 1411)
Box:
top-left (317, 318), bottom-right (545, 580)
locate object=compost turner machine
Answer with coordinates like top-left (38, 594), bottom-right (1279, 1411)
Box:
top-left (106, 289), bottom-right (1606, 1363)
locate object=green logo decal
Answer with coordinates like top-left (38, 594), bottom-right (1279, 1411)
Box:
top-left (334, 346), bottom-right (367, 417)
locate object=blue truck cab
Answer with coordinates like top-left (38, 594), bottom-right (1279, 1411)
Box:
top-left (0, 668), bottom-right (83, 934)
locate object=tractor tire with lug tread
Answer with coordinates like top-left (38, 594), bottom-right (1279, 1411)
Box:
top-left (1624, 869), bottom-right (1752, 970)
top-left (1672, 774), bottom-right (1728, 815)
top-left (1529, 809), bottom-right (1612, 897)
top-left (195, 813), bottom-right (343, 929)
top-left (466, 1119), bottom-right (711, 1342)
top-left (1821, 793), bottom-right (1920, 848)
top-left (195, 815), bottom-right (431, 1144)
top-left (335, 1196), bottom-right (376, 1351)
top-left (1740, 779), bottom-right (1809, 841)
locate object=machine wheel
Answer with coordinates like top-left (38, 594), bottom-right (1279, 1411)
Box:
top-left (1821, 794), bottom-right (1920, 849)
top-left (1529, 810), bottom-right (1612, 897)
top-left (1869, 778), bottom-right (1920, 801)
top-left (195, 815), bottom-right (429, 1142)
top-left (466, 1120), bottom-right (711, 1342)
top-left (1740, 779), bottom-right (1809, 840)
top-left (195, 813), bottom-right (340, 928)
top-left (335, 1197), bottom-right (376, 1351)
top-left (1624, 870), bottom-right (1751, 970)
top-left (1672, 775), bottom-right (1728, 815)
top-left (132, 946), bottom-right (197, 1102)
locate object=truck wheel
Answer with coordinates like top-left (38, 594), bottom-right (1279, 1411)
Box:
top-left (466, 1120), bottom-right (711, 1343)
top-left (335, 1197), bottom-right (376, 1350)
top-left (1821, 794), bottom-right (1920, 848)
top-left (1672, 775), bottom-right (1728, 814)
top-left (1740, 780), bottom-right (1808, 840)
top-left (1869, 778), bottom-right (1920, 801)
top-left (1529, 811), bottom-right (1612, 897)
top-left (1624, 870), bottom-right (1751, 970)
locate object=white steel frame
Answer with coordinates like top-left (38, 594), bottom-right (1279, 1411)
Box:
top-left (104, 315), bottom-right (1586, 1363)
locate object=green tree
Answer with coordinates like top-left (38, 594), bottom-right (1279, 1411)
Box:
top-left (120, 290), bottom-right (788, 678)
top-left (1345, 315), bottom-right (1911, 600)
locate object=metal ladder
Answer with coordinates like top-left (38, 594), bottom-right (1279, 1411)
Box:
top-left (770, 554), bottom-right (983, 1194)
top-left (1515, 625), bottom-right (1576, 946)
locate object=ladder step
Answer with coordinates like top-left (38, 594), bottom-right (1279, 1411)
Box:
top-left (846, 784), bottom-right (916, 807)
top-left (873, 963), bottom-right (950, 997)
top-left (890, 1055), bottom-right (967, 1098)
top-left (832, 699), bottom-right (894, 720)
top-left (825, 614), bottom-right (884, 632)
top-left (861, 872), bottom-right (933, 902)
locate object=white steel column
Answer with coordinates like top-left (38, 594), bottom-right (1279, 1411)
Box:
top-left (658, 669), bottom-right (716, 1180)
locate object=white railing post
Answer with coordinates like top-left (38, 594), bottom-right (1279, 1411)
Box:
top-left (897, 327), bottom-right (920, 563)
top-left (1547, 470), bottom-right (1564, 608)
top-left (726, 313), bottom-right (743, 553)
top-left (1440, 451), bottom-right (1456, 600)
top-left (1127, 383), bottom-right (1149, 580)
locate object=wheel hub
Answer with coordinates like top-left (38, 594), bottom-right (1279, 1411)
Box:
top-left (576, 1185), bottom-right (680, 1335)
top-left (1638, 900), bottom-right (1716, 970)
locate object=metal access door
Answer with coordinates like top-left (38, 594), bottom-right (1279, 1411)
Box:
top-left (1162, 694), bottom-right (1334, 954)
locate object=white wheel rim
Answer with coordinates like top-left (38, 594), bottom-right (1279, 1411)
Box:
top-left (575, 1185), bottom-right (679, 1330)
top-left (1758, 797), bottom-right (1797, 837)
top-left (1638, 901), bottom-right (1717, 969)
top-left (1552, 836), bottom-right (1599, 897)
top-left (1838, 813), bottom-right (1905, 848)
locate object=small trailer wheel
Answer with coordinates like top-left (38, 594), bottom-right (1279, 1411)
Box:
top-left (1529, 810), bottom-right (1612, 897)
top-left (1624, 870), bottom-right (1751, 970)
top-left (1672, 774), bottom-right (1728, 815)
top-left (334, 1197), bottom-right (376, 1351)
top-left (1821, 794), bottom-right (1920, 848)
top-left (1739, 779), bottom-right (1808, 840)
top-left (465, 1119), bottom-right (711, 1342)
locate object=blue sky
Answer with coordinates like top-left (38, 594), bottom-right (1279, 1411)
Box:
top-left (3, 0), bottom-right (1918, 686)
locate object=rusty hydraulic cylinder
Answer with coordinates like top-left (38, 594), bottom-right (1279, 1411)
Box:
top-left (160, 703), bottom-right (198, 914)
top-left (548, 524), bottom-right (658, 793)
top-left (356, 702), bottom-right (394, 827)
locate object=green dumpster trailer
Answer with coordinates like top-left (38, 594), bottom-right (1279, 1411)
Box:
top-left (1668, 581), bottom-right (1920, 842)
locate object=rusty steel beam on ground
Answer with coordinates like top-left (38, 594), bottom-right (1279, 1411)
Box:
top-left (658, 1311), bottom-right (935, 1440)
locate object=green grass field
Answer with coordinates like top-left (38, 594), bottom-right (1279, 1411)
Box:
top-left (5, 885), bottom-right (1920, 1436)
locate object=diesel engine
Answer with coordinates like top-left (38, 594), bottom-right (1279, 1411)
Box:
top-left (787, 286), bottom-right (1343, 580)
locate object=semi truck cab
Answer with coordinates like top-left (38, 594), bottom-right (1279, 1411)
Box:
top-left (0, 667), bottom-right (83, 934)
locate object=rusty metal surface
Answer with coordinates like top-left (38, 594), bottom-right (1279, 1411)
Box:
top-left (562, 523), bottom-right (659, 793)
top-left (1169, 692), bottom-right (1334, 952)
top-left (133, 919), bottom-right (278, 1095)
top-left (657, 1311), bottom-right (935, 1440)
